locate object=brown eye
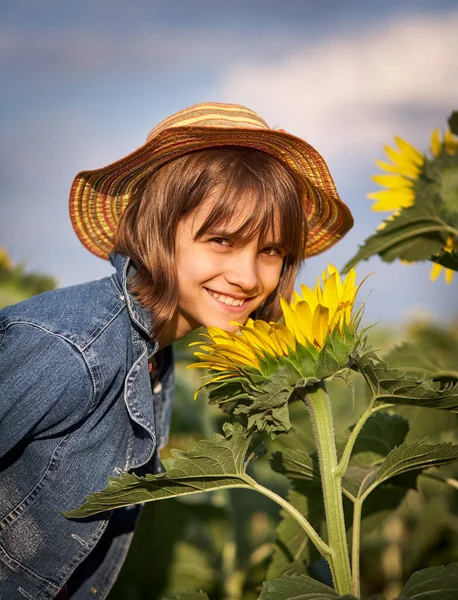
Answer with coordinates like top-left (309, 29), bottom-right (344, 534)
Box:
top-left (210, 237), bottom-right (231, 246)
top-left (261, 246), bottom-right (283, 257)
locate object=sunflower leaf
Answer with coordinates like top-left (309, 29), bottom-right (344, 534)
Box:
top-left (384, 338), bottom-right (458, 382)
top-left (359, 439), bottom-right (458, 498)
top-left (399, 562), bottom-right (458, 599)
top-left (207, 366), bottom-right (297, 437)
top-left (342, 199), bottom-right (448, 271)
top-left (260, 574), bottom-right (357, 599)
top-left (430, 249), bottom-right (458, 272)
top-left (270, 449), bottom-right (320, 483)
top-left (353, 352), bottom-right (458, 411)
top-left (64, 422), bottom-right (253, 518)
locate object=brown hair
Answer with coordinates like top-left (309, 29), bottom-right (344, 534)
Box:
top-left (114, 147), bottom-right (307, 337)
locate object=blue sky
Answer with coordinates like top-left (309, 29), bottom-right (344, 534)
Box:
top-left (1, 0), bottom-right (457, 327)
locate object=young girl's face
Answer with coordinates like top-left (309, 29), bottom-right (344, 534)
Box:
top-left (172, 196), bottom-right (285, 340)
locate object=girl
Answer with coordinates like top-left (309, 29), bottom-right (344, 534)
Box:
top-left (0, 102), bottom-right (353, 599)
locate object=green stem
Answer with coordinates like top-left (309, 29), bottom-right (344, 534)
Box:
top-left (241, 474), bottom-right (332, 558)
top-left (303, 384), bottom-right (353, 595)
top-left (351, 500), bottom-right (363, 598)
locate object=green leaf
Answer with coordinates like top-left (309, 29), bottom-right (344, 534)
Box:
top-left (430, 249), bottom-right (458, 272)
top-left (449, 111), bottom-right (458, 136)
top-left (270, 449), bottom-right (320, 483)
top-left (343, 199), bottom-right (447, 271)
top-left (64, 423), bottom-right (253, 518)
top-left (208, 366), bottom-right (295, 437)
top-left (385, 343), bottom-right (458, 382)
top-left (359, 439), bottom-right (458, 498)
top-left (353, 352), bottom-right (458, 412)
top-left (260, 574), bottom-right (357, 599)
top-left (384, 325), bottom-right (458, 384)
top-left (399, 562), bottom-right (458, 599)
top-left (162, 591), bottom-right (210, 600)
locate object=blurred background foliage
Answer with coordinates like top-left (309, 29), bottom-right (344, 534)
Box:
top-left (2, 249), bottom-right (457, 600)
top-left (0, 247), bottom-right (57, 309)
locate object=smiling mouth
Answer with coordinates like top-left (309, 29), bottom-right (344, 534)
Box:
top-left (207, 289), bottom-right (248, 307)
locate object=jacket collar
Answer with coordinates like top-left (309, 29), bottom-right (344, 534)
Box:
top-left (110, 252), bottom-right (157, 349)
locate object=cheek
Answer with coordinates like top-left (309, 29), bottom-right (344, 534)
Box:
top-left (263, 263), bottom-right (284, 295)
top-left (176, 250), bottom-right (215, 291)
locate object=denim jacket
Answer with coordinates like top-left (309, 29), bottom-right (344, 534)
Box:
top-left (0, 254), bottom-right (174, 599)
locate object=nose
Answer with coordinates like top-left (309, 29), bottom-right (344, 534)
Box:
top-left (224, 249), bottom-right (259, 293)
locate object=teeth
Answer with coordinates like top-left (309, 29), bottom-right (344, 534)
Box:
top-left (208, 290), bottom-right (245, 307)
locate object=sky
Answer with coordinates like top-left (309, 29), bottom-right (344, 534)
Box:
top-left (1, 0), bottom-right (457, 328)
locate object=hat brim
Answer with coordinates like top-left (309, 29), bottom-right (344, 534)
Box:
top-left (69, 126), bottom-right (353, 259)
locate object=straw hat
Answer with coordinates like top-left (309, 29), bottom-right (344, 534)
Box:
top-left (70, 102), bottom-right (353, 259)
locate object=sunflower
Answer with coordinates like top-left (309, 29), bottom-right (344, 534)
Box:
top-left (189, 265), bottom-right (363, 435)
top-left (369, 128), bottom-right (458, 284)
top-left (190, 265), bottom-right (361, 389)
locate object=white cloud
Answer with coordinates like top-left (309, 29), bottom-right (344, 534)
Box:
top-left (214, 10), bottom-right (458, 160)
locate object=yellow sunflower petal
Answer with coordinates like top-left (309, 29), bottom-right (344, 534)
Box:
top-left (394, 136), bottom-right (424, 166)
top-left (271, 324), bottom-right (297, 352)
top-left (311, 305), bottom-right (330, 348)
top-left (280, 296), bottom-right (302, 339)
top-left (444, 236), bottom-right (456, 252)
top-left (372, 174), bottom-right (413, 188)
top-left (341, 269), bottom-right (357, 304)
top-left (292, 290), bottom-right (303, 307)
top-left (430, 262), bottom-right (443, 282)
top-left (374, 159), bottom-right (420, 179)
top-left (445, 268), bottom-right (455, 284)
top-left (294, 302), bottom-right (314, 345)
top-left (367, 188), bottom-right (415, 211)
top-left (322, 272), bottom-right (340, 312)
top-left (239, 324), bottom-right (282, 356)
top-left (444, 130), bottom-right (458, 155)
top-left (299, 284), bottom-right (319, 311)
top-left (430, 128), bottom-right (441, 157)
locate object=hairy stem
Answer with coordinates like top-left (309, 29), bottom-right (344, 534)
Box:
top-left (302, 384), bottom-right (353, 595)
top-left (351, 500), bottom-right (363, 598)
top-left (241, 474), bottom-right (332, 558)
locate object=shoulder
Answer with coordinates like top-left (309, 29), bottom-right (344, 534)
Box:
top-left (0, 276), bottom-right (129, 351)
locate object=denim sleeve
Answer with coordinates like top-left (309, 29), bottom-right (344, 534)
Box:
top-left (0, 322), bottom-right (95, 458)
